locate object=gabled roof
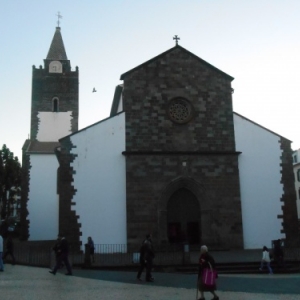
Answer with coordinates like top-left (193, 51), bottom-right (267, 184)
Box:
top-left (120, 45), bottom-right (234, 81)
top-left (233, 112), bottom-right (292, 142)
top-left (46, 27), bottom-right (68, 60)
top-left (59, 112), bottom-right (125, 141)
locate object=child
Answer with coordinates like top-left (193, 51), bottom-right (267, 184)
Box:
top-left (259, 246), bottom-right (273, 274)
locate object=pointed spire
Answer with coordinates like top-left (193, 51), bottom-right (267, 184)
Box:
top-left (46, 27), bottom-right (68, 60)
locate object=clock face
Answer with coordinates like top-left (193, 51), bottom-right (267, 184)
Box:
top-left (49, 61), bottom-right (62, 73)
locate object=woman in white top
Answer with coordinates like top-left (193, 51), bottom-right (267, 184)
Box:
top-left (259, 246), bottom-right (273, 274)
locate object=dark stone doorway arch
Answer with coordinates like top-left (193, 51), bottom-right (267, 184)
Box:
top-left (167, 188), bottom-right (200, 245)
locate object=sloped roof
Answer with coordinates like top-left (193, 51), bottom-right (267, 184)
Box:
top-left (24, 141), bottom-right (60, 154)
top-left (46, 27), bottom-right (68, 60)
top-left (59, 112), bottom-right (125, 141)
top-left (120, 45), bottom-right (234, 81)
top-left (233, 112), bottom-right (292, 142)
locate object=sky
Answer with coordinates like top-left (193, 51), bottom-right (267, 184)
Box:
top-left (1, 0), bottom-right (300, 162)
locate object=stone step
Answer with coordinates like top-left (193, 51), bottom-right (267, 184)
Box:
top-left (174, 261), bottom-right (300, 274)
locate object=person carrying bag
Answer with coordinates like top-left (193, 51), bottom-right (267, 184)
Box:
top-left (197, 245), bottom-right (219, 300)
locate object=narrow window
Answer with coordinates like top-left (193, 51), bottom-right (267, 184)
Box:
top-left (52, 97), bottom-right (59, 112)
top-left (297, 169), bottom-right (300, 182)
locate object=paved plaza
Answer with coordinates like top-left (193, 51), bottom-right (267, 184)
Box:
top-left (0, 264), bottom-right (300, 300)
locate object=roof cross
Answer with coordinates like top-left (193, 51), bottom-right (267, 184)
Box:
top-left (56, 11), bottom-right (62, 27)
top-left (173, 35), bottom-right (180, 45)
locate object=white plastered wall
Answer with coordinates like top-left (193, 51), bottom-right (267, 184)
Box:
top-left (70, 113), bottom-right (126, 249)
top-left (234, 114), bottom-right (285, 249)
top-left (37, 112), bottom-right (72, 141)
top-left (28, 154), bottom-right (59, 240)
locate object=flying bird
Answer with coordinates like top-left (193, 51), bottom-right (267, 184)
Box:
top-left (92, 87), bottom-right (97, 93)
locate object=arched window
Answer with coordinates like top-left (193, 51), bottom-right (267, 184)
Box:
top-left (52, 97), bottom-right (59, 112)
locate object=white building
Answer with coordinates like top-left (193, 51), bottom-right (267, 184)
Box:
top-left (21, 27), bottom-right (299, 250)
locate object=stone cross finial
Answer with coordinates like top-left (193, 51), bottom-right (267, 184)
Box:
top-left (173, 35), bottom-right (180, 45)
top-left (56, 11), bottom-right (62, 27)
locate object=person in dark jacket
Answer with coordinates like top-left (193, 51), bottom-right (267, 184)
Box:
top-left (197, 245), bottom-right (219, 300)
top-left (87, 236), bottom-right (95, 262)
top-left (136, 234), bottom-right (155, 282)
top-left (52, 237), bottom-right (64, 269)
top-left (3, 236), bottom-right (16, 265)
top-left (49, 234), bottom-right (72, 275)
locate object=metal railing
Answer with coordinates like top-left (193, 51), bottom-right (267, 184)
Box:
top-left (8, 242), bottom-right (189, 268)
top-left (6, 242), bottom-right (300, 269)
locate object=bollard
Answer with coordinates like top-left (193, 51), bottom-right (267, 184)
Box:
top-left (182, 243), bottom-right (190, 264)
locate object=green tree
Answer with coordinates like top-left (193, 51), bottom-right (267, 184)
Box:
top-left (0, 144), bottom-right (21, 220)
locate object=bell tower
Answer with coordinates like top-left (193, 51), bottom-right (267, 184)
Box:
top-left (20, 25), bottom-right (79, 241)
top-left (30, 26), bottom-right (79, 142)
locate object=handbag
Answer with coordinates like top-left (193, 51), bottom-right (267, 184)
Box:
top-left (202, 262), bottom-right (217, 286)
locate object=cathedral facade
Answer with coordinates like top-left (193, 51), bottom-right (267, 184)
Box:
top-left (21, 27), bottom-right (299, 250)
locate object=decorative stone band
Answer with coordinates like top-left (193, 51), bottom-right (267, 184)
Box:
top-left (122, 151), bottom-right (242, 155)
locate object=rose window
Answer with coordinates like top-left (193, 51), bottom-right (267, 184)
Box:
top-left (168, 98), bottom-right (193, 124)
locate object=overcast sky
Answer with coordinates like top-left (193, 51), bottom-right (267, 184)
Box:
top-left (1, 0), bottom-right (300, 161)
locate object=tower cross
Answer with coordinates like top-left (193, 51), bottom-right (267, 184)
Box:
top-left (173, 35), bottom-right (180, 45)
top-left (56, 11), bottom-right (62, 27)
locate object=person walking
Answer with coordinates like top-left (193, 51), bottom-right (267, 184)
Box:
top-left (259, 246), bottom-right (273, 274)
top-left (87, 237), bottom-right (95, 263)
top-left (197, 245), bottom-right (219, 300)
top-left (52, 237), bottom-right (64, 269)
top-left (136, 237), bottom-right (147, 282)
top-left (3, 236), bottom-right (16, 265)
top-left (136, 234), bottom-right (155, 282)
top-left (49, 234), bottom-right (72, 276)
top-left (0, 234), bottom-right (4, 271)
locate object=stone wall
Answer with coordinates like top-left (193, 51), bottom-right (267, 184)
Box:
top-left (30, 66), bottom-right (79, 140)
top-left (122, 46), bottom-right (243, 249)
top-left (56, 138), bottom-right (81, 250)
top-left (280, 137), bottom-right (300, 246)
top-left (20, 140), bottom-right (31, 240)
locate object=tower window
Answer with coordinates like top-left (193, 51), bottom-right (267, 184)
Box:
top-left (52, 97), bottom-right (59, 112)
top-left (297, 169), bottom-right (300, 182)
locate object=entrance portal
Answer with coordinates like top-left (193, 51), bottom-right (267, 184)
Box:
top-left (167, 188), bottom-right (200, 244)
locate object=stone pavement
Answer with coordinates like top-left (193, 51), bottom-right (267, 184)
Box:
top-left (0, 264), bottom-right (300, 300)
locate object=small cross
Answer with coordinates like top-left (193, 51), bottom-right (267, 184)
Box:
top-left (173, 35), bottom-right (180, 45)
top-left (56, 11), bottom-right (63, 27)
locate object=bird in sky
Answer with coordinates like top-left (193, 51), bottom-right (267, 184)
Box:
top-left (92, 87), bottom-right (97, 93)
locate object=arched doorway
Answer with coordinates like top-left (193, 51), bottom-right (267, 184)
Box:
top-left (167, 188), bottom-right (200, 245)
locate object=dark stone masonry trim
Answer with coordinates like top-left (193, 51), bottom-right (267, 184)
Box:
top-left (20, 140), bottom-right (31, 241)
top-left (279, 137), bottom-right (300, 246)
top-left (123, 151), bottom-right (241, 156)
top-left (56, 138), bottom-right (82, 250)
